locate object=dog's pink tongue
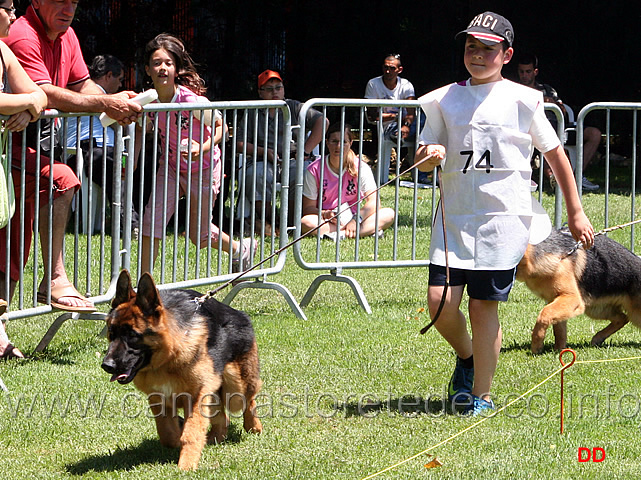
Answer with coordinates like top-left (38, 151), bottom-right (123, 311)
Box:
top-left (110, 372), bottom-right (129, 382)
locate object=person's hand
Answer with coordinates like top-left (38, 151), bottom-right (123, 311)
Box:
top-left (343, 218), bottom-right (358, 238)
top-left (25, 93), bottom-right (45, 121)
top-left (568, 211), bottom-right (595, 250)
top-left (417, 144), bottom-right (446, 171)
top-left (105, 91), bottom-right (143, 126)
top-left (265, 148), bottom-right (278, 163)
top-left (180, 139), bottom-right (202, 162)
top-left (426, 145), bottom-right (445, 161)
top-left (4, 111), bottom-right (32, 132)
top-left (321, 209), bottom-right (337, 225)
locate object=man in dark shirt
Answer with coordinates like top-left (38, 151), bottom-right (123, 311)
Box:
top-left (517, 53), bottom-right (601, 192)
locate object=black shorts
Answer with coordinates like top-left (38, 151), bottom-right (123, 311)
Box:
top-left (428, 264), bottom-right (516, 302)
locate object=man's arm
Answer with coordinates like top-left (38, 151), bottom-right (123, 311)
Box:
top-left (402, 94), bottom-right (417, 125)
top-left (304, 114), bottom-right (329, 156)
top-left (40, 78), bottom-right (142, 125)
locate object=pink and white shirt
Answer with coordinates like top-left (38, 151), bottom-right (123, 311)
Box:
top-left (303, 156), bottom-right (376, 214)
top-left (151, 85), bottom-right (221, 172)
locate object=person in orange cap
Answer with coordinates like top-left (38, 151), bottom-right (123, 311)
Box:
top-left (235, 69), bottom-right (328, 230)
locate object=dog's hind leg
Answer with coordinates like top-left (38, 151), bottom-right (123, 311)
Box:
top-left (532, 293), bottom-right (584, 354)
top-left (242, 382), bottom-right (263, 435)
top-left (218, 344), bottom-right (264, 436)
top-left (591, 310), bottom-right (629, 346)
top-left (207, 407), bottom-right (229, 445)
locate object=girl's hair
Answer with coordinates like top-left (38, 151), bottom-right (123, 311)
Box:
top-left (144, 33), bottom-right (206, 96)
top-left (326, 122), bottom-right (358, 177)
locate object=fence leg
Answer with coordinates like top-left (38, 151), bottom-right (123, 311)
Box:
top-left (33, 312), bottom-right (107, 354)
top-left (223, 281), bottom-right (307, 320)
top-left (300, 273), bottom-right (372, 314)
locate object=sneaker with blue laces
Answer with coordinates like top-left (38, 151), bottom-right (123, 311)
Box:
top-left (466, 395), bottom-right (495, 417)
top-left (447, 356), bottom-right (474, 413)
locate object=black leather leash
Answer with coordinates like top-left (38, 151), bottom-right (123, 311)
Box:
top-left (419, 166), bottom-right (448, 335)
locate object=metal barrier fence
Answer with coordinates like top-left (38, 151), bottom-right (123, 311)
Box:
top-left (128, 99), bottom-right (303, 317)
top-left (541, 103), bottom-right (566, 229)
top-left (292, 99), bottom-right (435, 312)
top-left (1, 111), bottom-right (125, 313)
top-left (1, 110), bottom-right (125, 350)
top-left (4, 99), bottom-right (639, 351)
top-left (576, 102), bottom-right (641, 252)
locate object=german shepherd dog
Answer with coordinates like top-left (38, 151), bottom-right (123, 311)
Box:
top-left (101, 270), bottom-right (263, 470)
top-left (516, 229), bottom-right (641, 354)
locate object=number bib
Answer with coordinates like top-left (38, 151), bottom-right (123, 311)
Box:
top-left (420, 80), bottom-right (545, 270)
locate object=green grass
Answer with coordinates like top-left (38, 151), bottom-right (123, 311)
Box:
top-left (2, 187), bottom-right (641, 479)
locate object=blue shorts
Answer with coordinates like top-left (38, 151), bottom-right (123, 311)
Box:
top-left (428, 264), bottom-right (516, 302)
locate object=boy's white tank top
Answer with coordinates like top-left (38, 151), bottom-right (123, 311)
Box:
top-left (419, 79), bottom-right (555, 270)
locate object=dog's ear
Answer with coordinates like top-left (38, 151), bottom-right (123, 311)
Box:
top-left (112, 270), bottom-right (136, 309)
top-left (135, 272), bottom-right (163, 320)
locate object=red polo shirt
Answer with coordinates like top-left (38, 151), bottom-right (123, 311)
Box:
top-left (5, 5), bottom-right (89, 88)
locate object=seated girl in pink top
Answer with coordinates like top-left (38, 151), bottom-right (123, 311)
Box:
top-left (301, 123), bottom-right (395, 239)
top-left (138, 34), bottom-right (254, 274)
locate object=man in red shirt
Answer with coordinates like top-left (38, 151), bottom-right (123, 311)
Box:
top-left (0, 0), bottom-right (141, 311)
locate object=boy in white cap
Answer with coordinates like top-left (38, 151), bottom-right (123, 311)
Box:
top-left (414, 11), bottom-right (594, 415)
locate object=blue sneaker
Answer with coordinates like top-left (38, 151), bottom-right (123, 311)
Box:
top-left (448, 356), bottom-right (474, 413)
top-left (466, 395), bottom-right (495, 416)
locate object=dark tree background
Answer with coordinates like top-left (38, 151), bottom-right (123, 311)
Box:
top-left (14, 0), bottom-right (641, 112)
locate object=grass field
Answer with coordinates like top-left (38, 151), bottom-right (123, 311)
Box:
top-left (2, 184), bottom-right (641, 479)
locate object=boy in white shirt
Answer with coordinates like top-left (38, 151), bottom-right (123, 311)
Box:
top-left (414, 11), bottom-right (594, 415)
top-left (365, 54), bottom-right (417, 184)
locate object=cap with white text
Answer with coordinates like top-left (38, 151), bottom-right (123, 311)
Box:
top-left (456, 11), bottom-right (514, 47)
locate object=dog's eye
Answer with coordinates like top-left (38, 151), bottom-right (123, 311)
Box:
top-left (126, 331), bottom-right (144, 346)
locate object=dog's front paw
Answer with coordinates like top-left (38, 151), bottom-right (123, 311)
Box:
top-left (244, 415), bottom-right (263, 434)
top-left (531, 329), bottom-right (546, 354)
top-left (177, 453), bottom-right (200, 471)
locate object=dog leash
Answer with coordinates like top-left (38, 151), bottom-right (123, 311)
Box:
top-left (419, 166), bottom-right (448, 335)
top-left (565, 218), bottom-right (641, 256)
top-left (196, 155), bottom-right (438, 304)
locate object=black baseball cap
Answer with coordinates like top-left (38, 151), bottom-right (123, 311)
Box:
top-left (456, 11), bottom-right (514, 47)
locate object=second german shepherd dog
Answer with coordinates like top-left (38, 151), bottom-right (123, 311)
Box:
top-left (516, 229), bottom-right (641, 354)
top-left (101, 270), bottom-right (263, 470)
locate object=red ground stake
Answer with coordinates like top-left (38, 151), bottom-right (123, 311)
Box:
top-left (559, 348), bottom-right (577, 434)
